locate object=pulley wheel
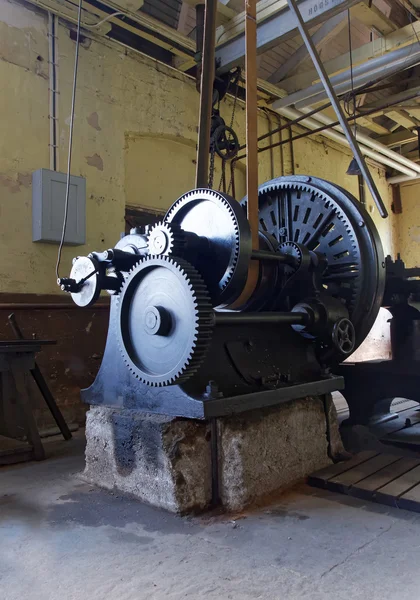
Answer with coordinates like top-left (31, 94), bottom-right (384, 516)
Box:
top-left (165, 188), bottom-right (252, 307)
top-left (241, 176), bottom-right (385, 358)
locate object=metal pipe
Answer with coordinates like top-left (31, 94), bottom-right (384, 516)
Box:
top-left (48, 12), bottom-right (59, 171)
top-left (274, 42), bottom-right (420, 110)
top-left (263, 109), bottom-right (275, 179)
top-left (294, 54), bottom-right (420, 110)
top-left (276, 113), bottom-right (284, 176)
top-left (0, 303), bottom-right (109, 310)
top-left (285, 0), bottom-right (387, 217)
top-left (195, 0), bottom-right (218, 188)
top-left (300, 107), bottom-right (420, 176)
top-left (238, 101), bottom-right (332, 151)
top-left (214, 312), bottom-right (309, 325)
top-left (278, 106), bottom-right (418, 178)
top-left (387, 173), bottom-right (420, 184)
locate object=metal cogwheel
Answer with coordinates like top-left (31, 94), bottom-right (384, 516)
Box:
top-left (241, 175), bottom-right (385, 357)
top-left (147, 221), bottom-right (186, 257)
top-left (116, 255), bottom-right (213, 387)
top-left (165, 188), bottom-right (252, 306)
top-left (277, 241), bottom-right (303, 276)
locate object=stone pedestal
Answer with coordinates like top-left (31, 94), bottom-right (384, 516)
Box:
top-left (84, 395), bottom-right (344, 513)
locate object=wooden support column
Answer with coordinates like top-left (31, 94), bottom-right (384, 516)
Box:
top-left (195, 0), bottom-right (218, 188)
top-left (245, 0), bottom-right (259, 251)
top-left (229, 0), bottom-right (259, 308)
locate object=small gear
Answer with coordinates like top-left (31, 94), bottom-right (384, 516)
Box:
top-left (278, 241), bottom-right (303, 276)
top-left (147, 222), bottom-right (186, 257)
top-left (116, 255), bottom-right (213, 387)
top-left (165, 188), bottom-right (251, 307)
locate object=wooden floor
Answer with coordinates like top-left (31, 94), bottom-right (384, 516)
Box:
top-left (310, 395), bottom-right (420, 512)
top-left (309, 450), bottom-right (420, 512)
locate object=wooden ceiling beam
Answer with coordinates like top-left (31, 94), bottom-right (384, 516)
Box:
top-left (378, 129), bottom-right (419, 147)
top-left (280, 19), bottom-right (420, 94)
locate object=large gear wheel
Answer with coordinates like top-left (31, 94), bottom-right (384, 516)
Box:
top-left (241, 176), bottom-right (385, 356)
top-left (165, 188), bottom-right (252, 307)
top-left (147, 222), bottom-right (186, 257)
top-left (116, 255), bottom-right (213, 387)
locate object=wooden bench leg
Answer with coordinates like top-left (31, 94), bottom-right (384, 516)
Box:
top-left (10, 362), bottom-right (45, 461)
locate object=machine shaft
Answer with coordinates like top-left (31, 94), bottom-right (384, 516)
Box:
top-left (214, 312), bottom-right (309, 325)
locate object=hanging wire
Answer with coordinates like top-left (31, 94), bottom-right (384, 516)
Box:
top-left (56, 0), bottom-right (83, 281)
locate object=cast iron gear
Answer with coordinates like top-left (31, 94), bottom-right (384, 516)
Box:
top-left (165, 188), bottom-right (252, 307)
top-left (241, 175), bottom-right (385, 357)
top-left (116, 255), bottom-right (213, 387)
top-left (147, 222), bottom-right (186, 257)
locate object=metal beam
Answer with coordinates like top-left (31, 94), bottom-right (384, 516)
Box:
top-left (215, 0), bottom-right (359, 73)
top-left (268, 11), bottom-right (347, 84)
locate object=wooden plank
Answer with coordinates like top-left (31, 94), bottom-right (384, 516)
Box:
top-left (268, 12), bottom-right (347, 83)
top-left (308, 450), bottom-right (379, 487)
top-left (329, 454), bottom-right (402, 489)
top-left (399, 481), bottom-right (420, 513)
top-left (352, 0), bottom-right (397, 36)
top-left (385, 424), bottom-right (420, 445)
top-left (229, 0), bottom-right (260, 309)
top-left (216, 0), bottom-right (287, 44)
top-left (355, 457), bottom-right (420, 494)
top-left (280, 20), bottom-right (420, 94)
top-left (375, 464), bottom-right (420, 505)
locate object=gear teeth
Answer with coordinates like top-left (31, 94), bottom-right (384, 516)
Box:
top-left (147, 222), bottom-right (187, 257)
top-left (165, 188), bottom-right (241, 294)
top-left (242, 178), bottom-right (361, 316)
top-left (116, 255), bottom-right (213, 387)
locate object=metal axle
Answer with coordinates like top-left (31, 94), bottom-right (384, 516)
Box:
top-left (214, 312), bottom-right (309, 325)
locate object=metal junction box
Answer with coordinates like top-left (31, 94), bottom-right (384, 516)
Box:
top-left (32, 168), bottom-right (86, 245)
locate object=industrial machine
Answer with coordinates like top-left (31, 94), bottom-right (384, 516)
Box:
top-left (57, 175), bottom-right (392, 419)
top-left (55, 0), bottom-right (420, 426)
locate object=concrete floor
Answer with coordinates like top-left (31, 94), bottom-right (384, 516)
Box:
top-left (2, 432), bottom-right (420, 600)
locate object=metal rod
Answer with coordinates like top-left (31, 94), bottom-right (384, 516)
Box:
top-left (251, 249), bottom-right (289, 263)
top-left (210, 418), bottom-right (220, 506)
top-left (234, 90), bottom-right (420, 163)
top-left (285, 0), bottom-right (388, 219)
top-left (215, 312), bottom-right (309, 325)
top-left (238, 101), bottom-right (332, 151)
top-left (195, 0), bottom-right (218, 188)
top-left (0, 303), bottom-right (109, 310)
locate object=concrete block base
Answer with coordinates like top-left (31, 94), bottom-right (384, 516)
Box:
top-left (84, 408), bottom-right (211, 513)
top-left (84, 395), bottom-right (343, 513)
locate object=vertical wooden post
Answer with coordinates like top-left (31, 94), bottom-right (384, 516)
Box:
top-left (229, 0), bottom-right (259, 308)
top-left (195, 0), bottom-right (218, 188)
top-left (245, 0), bottom-right (259, 251)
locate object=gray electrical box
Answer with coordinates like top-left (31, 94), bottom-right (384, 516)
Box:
top-left (32, 168), bottom-right (86, 245)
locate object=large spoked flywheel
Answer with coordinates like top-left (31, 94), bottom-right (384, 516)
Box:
top-left (241, 176), bottom-right (385, 353)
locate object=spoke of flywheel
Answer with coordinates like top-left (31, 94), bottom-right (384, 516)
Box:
top-left (306, 208), bottom-right (335, 251)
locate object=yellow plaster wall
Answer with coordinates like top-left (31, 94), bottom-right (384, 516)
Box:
top-left (0, 0), bottom-right (396, 296)
top-left (398, 180), bottom-right (420, 268)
